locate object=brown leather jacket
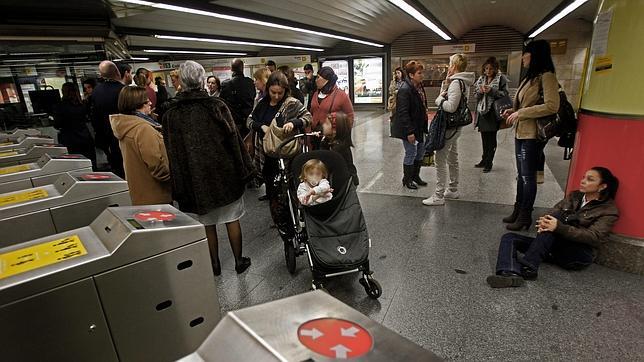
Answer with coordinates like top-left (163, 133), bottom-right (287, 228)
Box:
top-left (548, 191), bottom-right (619, 249)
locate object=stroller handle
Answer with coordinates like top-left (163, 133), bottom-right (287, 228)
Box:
top-left (276, 132), bottom-right (322, 157)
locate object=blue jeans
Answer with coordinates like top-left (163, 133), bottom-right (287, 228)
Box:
top-left (515, 139), bottom-right (538, 209)
top-left (495, 230), bottom-right (594, 275)
top-left (402, 138), bottom-right (427, 166)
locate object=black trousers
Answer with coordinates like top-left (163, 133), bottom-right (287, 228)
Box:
top-left (480, 131), bottom-right (498, 167)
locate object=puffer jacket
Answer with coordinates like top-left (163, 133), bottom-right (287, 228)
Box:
top-left (548, 190), bottom-right (620, 249)
top-left (110, 113), bottom-right (171, 206)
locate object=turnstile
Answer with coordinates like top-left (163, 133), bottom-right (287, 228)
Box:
top-left (0, 134), bottom-right (54, 151)
top-left (0, 144), bottom-right (67, 167)
top-left (0, 154), bottom-right (92, 194)
top-left (180, 291), bottom-right (440, 361)
top-left (0, 128), bottom-right (41, 142)
top-left (0, 171), bottom-right (131, 247)
top-left (0, 205), bottom-right (220, 362)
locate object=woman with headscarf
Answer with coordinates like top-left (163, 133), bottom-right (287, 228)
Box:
top-left (309, 66), bottom-right (355, 148)
top-left (162, 61), bottom-right (255, 276)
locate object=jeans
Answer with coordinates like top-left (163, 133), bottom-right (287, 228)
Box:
top-left (537, 140), bottom-right (547, 172)
top-left (402, 138), bottom-right (427, 166)
top-left (435, 129), bottom-right (461, 197)
top-left (515, 138), bottom-right (538, 210)
top-left (495, 213), bottom-right (595, 275)
top-left (480, 131), bottom-right (498, 167)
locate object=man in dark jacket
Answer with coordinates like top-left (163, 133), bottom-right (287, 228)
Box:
top-left (299, 63), bottom-right (317, 111)
top-left (220, 58), bottom-right (255, 137)
top-left (90, 61), bottom-right (124, 177)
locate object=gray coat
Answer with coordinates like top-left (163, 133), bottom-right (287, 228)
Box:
top-left (475, 74), bottom-right (509, 132)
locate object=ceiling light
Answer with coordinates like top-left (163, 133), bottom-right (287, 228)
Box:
top-left (154, 35), bottom-right (324, 52)
top-left (117, 0), bottom-right (384, 47)
top-left (388, 0), bottom-right (451, 40)
top-left (142, 49), bottom-right (247, 55)
top-left (529, 0), bottom-right (589, 38)
top-left (1, 58), bottom-right (47, 63)
top-left (131, 57), bottom-right (150, 61)
top-left (114, 57), bottom-right (151, 61)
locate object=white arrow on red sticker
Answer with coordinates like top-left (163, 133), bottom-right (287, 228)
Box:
top-left (299, 328), bottom-right (324, 340)
top-left (341, 326), bottom-right (360, 338)
top-left (330, 344), bottom-right (352, 359)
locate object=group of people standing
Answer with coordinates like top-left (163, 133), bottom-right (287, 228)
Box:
top-left (389, 40), bottom-right (621, 287)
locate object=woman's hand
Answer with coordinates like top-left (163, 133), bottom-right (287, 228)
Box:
top-left (506, 112), bottom-right (520, 125)
top-left (261, 125), bottom-right (270, 133)
top-left (502, 109), bottom-right (514, 119)
top-left (536, 215), bottom-right (558, 233)
top-left (283, 122), bottom-right (294, 133)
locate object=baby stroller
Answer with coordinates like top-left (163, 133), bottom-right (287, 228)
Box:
top-left (274, 133), bottom-right (382, 299)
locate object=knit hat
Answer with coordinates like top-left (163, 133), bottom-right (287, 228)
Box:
top-left (317, 66), bottom-right (338, 94)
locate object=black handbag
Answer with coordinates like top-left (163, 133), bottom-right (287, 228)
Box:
top-left (426, 102), bottom-right (448, 153)
top-left (493, 95), bottom-right (513, 125)
top-left (445, 80), bottom-right (472, 129)
top-left (535, 76), bottom-right (561, 141)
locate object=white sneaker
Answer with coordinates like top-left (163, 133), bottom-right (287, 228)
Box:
top-left (422, 195), bottom-right (445, 206)
top-left (444, 190), bottom-right (460, 199)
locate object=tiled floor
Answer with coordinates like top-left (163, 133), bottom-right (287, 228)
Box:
top-left (212, 111), bottom-right (643, 361)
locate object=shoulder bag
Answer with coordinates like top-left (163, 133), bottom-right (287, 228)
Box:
top-left (536, 75), bottom-right (561, 141)
top-left (262, 101), bottom-right (301, 158)
top-left (493, 95), bottom-right (513, 129)
top-left (445, 80), bottom-right (473, 129)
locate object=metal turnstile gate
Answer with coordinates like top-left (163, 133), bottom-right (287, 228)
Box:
top-left (0, 171), bottom-right (131, 246)
top-left (0, 154), bottom-right (92, 194)
top-left (0, 144), bottom-right (68, 167)
top-left (180, 291), bottom-right (441, 361)
top-left (0, 128), bottom-right (41, 142)
top-left (0, 205), bottom-right (220, 362)
top-left (0, 135), bottom-right (54, 151)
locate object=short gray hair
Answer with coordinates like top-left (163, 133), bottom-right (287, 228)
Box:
top-left (179, 60), bottom-right (206, 91)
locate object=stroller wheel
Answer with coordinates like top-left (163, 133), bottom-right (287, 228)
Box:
top-left (311, 282), bottom-right (327, 293)
top-left (359, 275), bottom-right (382, 299)
top-left (284, 242), bottom-right (297, 275)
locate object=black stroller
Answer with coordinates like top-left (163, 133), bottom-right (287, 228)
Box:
top-left (273, 133), bottom-right (382, 299)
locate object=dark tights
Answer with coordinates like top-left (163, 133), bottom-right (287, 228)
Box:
top-left (206, 221), bottom-right (244, 269)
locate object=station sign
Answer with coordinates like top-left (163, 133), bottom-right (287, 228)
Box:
top-left (433, 43), bottom-right (476, 54)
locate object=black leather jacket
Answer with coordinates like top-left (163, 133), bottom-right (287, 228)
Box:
top-left (392, 78), bottom-right (428, 142)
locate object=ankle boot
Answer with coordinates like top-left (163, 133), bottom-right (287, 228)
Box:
top-left (502, 203), bottom-right (520, 223)
top-left (506, 208), bottom-right (532, 231)
top-left (412, 161), bottom-right (428, 186)
top-left (402, 164), bottom-right (418, 189)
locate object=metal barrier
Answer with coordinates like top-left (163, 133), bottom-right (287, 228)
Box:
top-left (180, 290), bottom-right (440, 361)
top-left (0, 128), bottom-right (41, 142)
top-left (0, 154), bottom-right (92, 194)
top-left (0, 205), bottom-right (220, 362)
top-left (0, 135), bottom-right (54, 151)
top-left (0, 144), bottom-right (67, 167)
top-left (0, 171), bottom-right (131, 246)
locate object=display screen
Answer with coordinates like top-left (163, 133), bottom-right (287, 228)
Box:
top-left (322, 60), bottom-right (349, 95)
top-left (0, 78), bottom-right (20, 104)
top-left (353, 58), bottom-right (383, 104)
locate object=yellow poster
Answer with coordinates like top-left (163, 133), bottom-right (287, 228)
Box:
top-left (0, 188), bottom-right (48, 207)
top-left (0, 151), bottom-right (18, 157)
top-left (0, 235), bottom-right (88, 280)
top-left (594, 55), bottom-right (613, 73)
top-left (0, 164), bottom-right (32, 175)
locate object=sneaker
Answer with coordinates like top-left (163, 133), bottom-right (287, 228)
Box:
top-left (422, 195), bottom-right (445, 206)
top-left (486, 273), bottom-right (525, 288)
top-left (444, 190), bottom-right (460, 199)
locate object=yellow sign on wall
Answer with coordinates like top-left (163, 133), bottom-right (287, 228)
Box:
top-left (0, 164), bottom-right (32, 175)
top-left (0, 235), bottom-right (88, 280)
top-left (0, 151), bottom-right (18, 157)
top-left (594, 55), bottom-right (613, 73)
top-left (0, 188), bottom-right (49, 207)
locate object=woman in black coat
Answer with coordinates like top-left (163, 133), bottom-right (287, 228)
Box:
top-left (162, 61), bottom-right (255, 276)
top-left (391, 61), bottom-right (428, 189)
top-left (54, 82), bottom-right (97, 169)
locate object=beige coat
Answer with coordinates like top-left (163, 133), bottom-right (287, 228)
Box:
top-left (513, 72), bottom-right (560, 139)
top-left (110, 114), bottom-right (172, 206)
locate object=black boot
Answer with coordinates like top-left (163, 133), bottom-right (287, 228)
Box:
top-left (502, 203), bottom-right (520, 223)
top-left (412, 161), bottom-right (428, 186)
top-left (506, 208), bottom-right (532, 231)
top-left (402, 164), bottom-right (418, 189)
top-left (475, 160), bottom-right (485, 168)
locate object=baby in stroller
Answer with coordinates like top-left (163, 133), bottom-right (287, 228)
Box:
top-left (297, 159), bottom-right (334, 206)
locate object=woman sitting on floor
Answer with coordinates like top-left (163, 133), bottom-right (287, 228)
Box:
top-left (487, 166), bottom-right (619, 288)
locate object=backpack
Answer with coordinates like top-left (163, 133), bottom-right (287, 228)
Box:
top-left (556, 90), bottom-right (578, 152)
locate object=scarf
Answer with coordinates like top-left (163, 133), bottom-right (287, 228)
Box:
top-left (475, 73), bottom-right (501, 114)
top-left (135, 111), bottom-right (161, 128)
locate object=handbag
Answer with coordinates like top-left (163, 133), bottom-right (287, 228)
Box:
top-left (426, 102), bottom-right (448, 153)
top-left (493, 95), bottom-right (513, 129)
top-left (445, 80), bottom-right (473, 129)
top-left (262, 103), bottom-right (300, 158)
top-left (535, 76), bottom-right (562, 141)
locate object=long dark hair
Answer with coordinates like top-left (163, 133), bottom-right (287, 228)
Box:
top-left (61, 82), bottom-right (82, 106)
top-left (331, 111), bottom-right (353, 148)
top-left (264, 71), bottom-right (290, 100)
top-left (522, 39), bottom-right (556, 82)
top-left (591, 166), bottom-right (619, 199)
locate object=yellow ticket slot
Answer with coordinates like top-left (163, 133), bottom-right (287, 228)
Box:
top-left (0, 142), bottom-right (15, 147)
top-left (0, 235), bottom-right (88, 280)
top-left (0, 164), bottom-right (32, 175)
top-left (0, 151), bottom-right (19, 157)
top-left (0, 189), bottom-right (49, 207)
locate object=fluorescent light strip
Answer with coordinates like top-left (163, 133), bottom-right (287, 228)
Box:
top-left (143, 49), bottom-right (247, 55)
top-left (529, 0), bottom-right (589, 38)
top-left (118, 0), bottom-right (383, 47)
top-left (388, 0), bottom-right (451, 40)
top-left (154, 35), bottom-right (324, 52)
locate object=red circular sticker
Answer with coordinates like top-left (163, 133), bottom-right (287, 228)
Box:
top-left (80, 173), bottom-right (110, 180)
top-left (134, 211), bottom-right (177, 222)
top-left (297, 318), bottom-right (373, 359)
